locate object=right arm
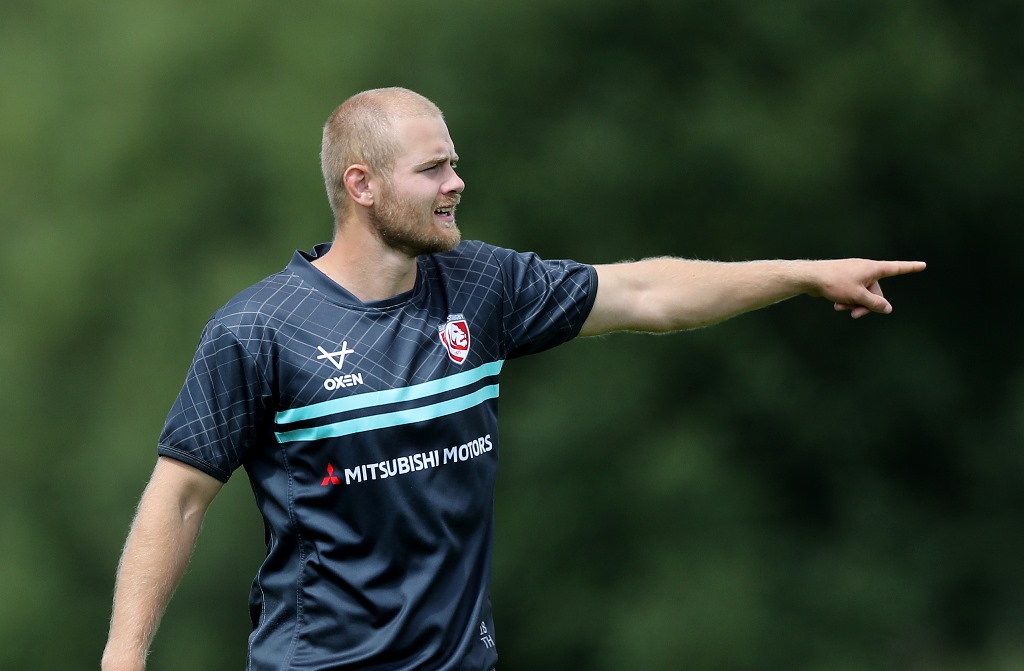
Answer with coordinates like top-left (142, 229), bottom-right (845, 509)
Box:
top-left (101, 457), bottom-right (223, 671)
top-left (580, 257), bottom-right (926, 335)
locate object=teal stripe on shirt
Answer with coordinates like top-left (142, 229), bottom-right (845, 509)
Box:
top-left (274, 384), bottom-right (500, 443)
top-left (275, 359), bottom-right (504, 425)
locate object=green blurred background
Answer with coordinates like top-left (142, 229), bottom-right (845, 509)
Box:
top-left (3, 1), bottom-right (1022, 669)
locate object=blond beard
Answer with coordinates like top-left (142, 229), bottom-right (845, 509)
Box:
top-left (369, 186), bottom-right (461, 256)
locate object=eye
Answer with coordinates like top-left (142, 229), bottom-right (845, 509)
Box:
top-left (421, 161), bottom-right (457, 173)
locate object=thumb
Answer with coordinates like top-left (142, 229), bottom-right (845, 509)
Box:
top-left (858, 281), bottom-right (892, 315)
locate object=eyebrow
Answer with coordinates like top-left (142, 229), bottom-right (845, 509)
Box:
top-left (416, 154), bottom-right (459, 168)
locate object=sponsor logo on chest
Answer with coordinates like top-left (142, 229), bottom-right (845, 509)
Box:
top-left (316, 341), bottom-right (364, 391)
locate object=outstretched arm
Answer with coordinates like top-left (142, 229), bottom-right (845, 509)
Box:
top-left (102, 457), bottom-right (223, 671)
top-left (580, 257), bottom-right (926, 336)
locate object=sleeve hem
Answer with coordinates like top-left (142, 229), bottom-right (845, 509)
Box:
top-left (567, 264), bottom-right (599, 341)
top-left (156, 444), bottom-right (233, 483)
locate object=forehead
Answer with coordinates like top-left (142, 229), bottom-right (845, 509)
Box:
top-left (392, 115), bottom-right (457, 165)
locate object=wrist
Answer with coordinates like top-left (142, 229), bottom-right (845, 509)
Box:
top-left (784, 259), bottom-right (823, 297)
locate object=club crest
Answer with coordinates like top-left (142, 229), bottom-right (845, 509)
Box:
top-left (438, 314), bottom-right (471, 364)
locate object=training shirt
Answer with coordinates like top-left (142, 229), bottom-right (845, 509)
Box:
top-left (156, 240), bottom-right (597, 671)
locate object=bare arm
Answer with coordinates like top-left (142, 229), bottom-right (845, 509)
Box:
top-left (580, 257), bottom-right (927, 336)
top-left (101, 457), bottom-right (223, 671)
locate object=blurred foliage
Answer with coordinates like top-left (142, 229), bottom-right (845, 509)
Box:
top-left (1, 0), bottom-right (1022, 669)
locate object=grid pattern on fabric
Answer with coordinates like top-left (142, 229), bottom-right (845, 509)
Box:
top-left (155, 239), bottom-right (598, 671)
top-left (158, 240), bottom-right (597, 481)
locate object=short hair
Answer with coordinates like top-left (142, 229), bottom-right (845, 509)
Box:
top-left (320, 87), bottom-right (443, 218)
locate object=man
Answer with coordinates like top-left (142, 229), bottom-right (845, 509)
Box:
top-left (101, 87), bottom-right (925, 671)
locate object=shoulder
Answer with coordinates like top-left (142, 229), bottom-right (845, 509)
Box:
top-left (427, 240), bottom-right (538, 275)
top-left (430, 240), bottom-right (501, 268)
top-left (210, 268), bottom-right (312, 333)
top-left (420, 240), bottom-right (504, 283)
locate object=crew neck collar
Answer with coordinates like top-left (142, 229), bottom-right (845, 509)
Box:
top-left (288, 243), bottom-right (423, 309)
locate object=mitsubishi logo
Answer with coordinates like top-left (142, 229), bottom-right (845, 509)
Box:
top-left (321, 464), bottom-right (341, 486)
top-left (317, 342), bottom-right (355, 370)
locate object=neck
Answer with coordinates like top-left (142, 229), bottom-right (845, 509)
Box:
top-left (312, 220), bottom-right (418, 302)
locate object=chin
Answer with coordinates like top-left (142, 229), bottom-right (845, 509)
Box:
top-left (401, 231), bottom-right (461, 257)
top-left (442, 228), bottom-right (462, 249)
top-left (426, 235), bottom-right (461, 255)
top-left (430, 222), bottom-right (461, 251)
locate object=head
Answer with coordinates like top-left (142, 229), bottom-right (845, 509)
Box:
top-left (321, 87), bottom-right (465, 255)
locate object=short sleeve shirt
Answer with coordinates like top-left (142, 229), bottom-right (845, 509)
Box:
top-left (157, 240), bottom-right (597, 671)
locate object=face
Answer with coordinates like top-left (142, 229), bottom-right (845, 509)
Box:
top-left (369, 115), bottom-right (466, 256)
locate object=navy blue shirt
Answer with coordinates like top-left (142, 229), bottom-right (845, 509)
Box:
top-left (157, 240), bottom-right (597, 671)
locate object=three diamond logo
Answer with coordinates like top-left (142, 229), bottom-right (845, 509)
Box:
top-left (321, 464), bottom-right (341, 486)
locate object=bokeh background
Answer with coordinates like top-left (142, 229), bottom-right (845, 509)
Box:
top-left (3, 1), bottom-right (1022, 669)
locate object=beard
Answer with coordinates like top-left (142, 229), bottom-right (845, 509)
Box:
top-left (369, 184), bottom-right (461, 257)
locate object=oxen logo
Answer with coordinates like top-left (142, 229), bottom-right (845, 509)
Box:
top-left (316, 342), bottom-right (363, 391)
top-left (438, 314), bottom-right (471, 365)
top-left (317, 342), bottom-right (355, 370)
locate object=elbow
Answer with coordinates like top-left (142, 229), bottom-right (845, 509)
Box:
top-left (635, 295), bottom-right (704, 333)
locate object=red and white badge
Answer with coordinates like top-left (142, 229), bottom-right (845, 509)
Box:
top-left (438, 314), bottom-right (471, 364)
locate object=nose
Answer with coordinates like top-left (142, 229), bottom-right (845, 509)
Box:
top-left (444, 168), bottom-right (465, 195)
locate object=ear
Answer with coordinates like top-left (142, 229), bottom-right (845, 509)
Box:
top-left (343, 164), bottom-right (376, 207)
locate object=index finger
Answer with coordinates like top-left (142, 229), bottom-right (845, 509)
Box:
top-left (877, 260), bottom-right (927, 278)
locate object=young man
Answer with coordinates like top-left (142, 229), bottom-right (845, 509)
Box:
top-left (101, 87), bottom-right (925, 671)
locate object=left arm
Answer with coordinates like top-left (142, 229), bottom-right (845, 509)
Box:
top-left (580, 257), bottom-right (926, 336)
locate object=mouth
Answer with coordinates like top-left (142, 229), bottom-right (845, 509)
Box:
top-left (433, 202), bottom-right (458, 224)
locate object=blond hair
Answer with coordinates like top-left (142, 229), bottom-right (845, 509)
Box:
top-left (320, 87), bottom-right (443, 218)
